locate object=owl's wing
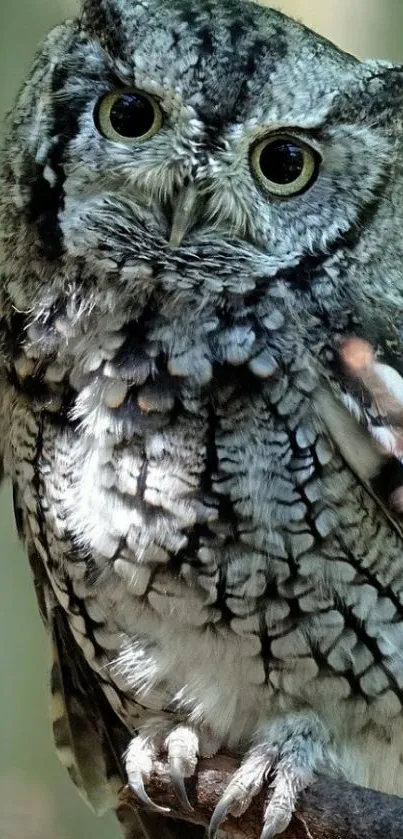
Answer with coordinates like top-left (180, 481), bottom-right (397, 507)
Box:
top-left (18, 508), bottom-right (200, 839)
top-left (25, 536), bottom-right (129, 814)
top-left (0, 369), bottom-right (10, 485)
top-left (26, 537), bottom-right (168, 839)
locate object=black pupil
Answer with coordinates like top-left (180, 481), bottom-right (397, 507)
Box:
top-left (259, 139), bottom-right (304, 184)
top-left (109, 93), bottom-right (155, 138)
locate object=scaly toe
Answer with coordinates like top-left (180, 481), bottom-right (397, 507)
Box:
top-left (259, 713), bottom-right (333, 837)
top-left (209, 746), bottom-right (276, 837)
top-left (126, 732), bottom-right (171, 814)
top-left (165, 725), bottom-right (199, 812)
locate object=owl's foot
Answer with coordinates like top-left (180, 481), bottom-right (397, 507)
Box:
top-left (126, 722), bottom-right (220, 814)
top-left (210, 713), bottom-right (334, 839)
top-left (125, 728), bottom-right (170, 814)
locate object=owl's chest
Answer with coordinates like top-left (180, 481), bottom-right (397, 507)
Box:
top-left (36, 357), bottom-right (350, 703)
top-left (13, 342), bottom-right (403, 745)
top-left (64, 363), bottom-right (328, 594)
top-left (14, 289), bottom-right (329, 593)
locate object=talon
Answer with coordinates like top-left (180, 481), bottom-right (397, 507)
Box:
top-left (209, 796), bottom-right (232, 838)
top-left (170, 760), bottom-right (194, 812)
top-left (260, 812), bottom-right (292, 839)
top-left (260, 825), bottom-right (277, 839)
top-left (129, 771), bottom-right (171, 814)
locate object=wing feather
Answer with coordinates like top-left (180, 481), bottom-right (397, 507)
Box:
top-left (22, 529), bottom-right (200, 839)
top-left (25, 534), bottom-right (127, 813)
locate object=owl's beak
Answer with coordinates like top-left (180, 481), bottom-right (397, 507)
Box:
top-left (168, 182), bottom-right (199, 247)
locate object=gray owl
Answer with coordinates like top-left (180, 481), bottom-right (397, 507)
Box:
top-left (2, 0), bottom-right (403, 837)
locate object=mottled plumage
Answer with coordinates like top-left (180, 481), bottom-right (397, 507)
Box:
top-left (2, 0), bottom-right (403, 836)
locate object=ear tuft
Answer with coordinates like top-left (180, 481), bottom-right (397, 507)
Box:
top-left (358, 60), bottom-right (403, 119)
top-left (81, 0), bottom-right (126, 56)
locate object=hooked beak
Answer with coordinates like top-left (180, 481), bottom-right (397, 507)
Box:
top-left (168, 182), bottom-right (200, 247)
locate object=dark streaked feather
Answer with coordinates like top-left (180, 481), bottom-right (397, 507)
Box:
top-left (20, 520), bottom-right (203, 839)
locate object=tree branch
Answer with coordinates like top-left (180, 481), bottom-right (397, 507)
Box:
top-left (117, 754), bottom-right (403, 839)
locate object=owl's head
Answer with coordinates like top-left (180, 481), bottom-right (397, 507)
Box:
top-left (2, 0), bottom-right (403, 341)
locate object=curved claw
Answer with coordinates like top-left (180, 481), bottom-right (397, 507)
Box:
top-left (260, 824), bottom-right (278, 839)
top-left (129, 771), bottom-right (171, 814)
top-left (170, 762), bottom-right (194, 813)
top-left (209, 795), bottom-right (232, 839)
top-left (260, 810), bottom-right (293, 839)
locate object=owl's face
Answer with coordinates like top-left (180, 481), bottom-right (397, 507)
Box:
top-left (2, 0), bottom-right (403, 337)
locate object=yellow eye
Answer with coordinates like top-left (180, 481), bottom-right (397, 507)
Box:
top-left (250, 134), bottom-right (319, 197)
top-left (95, 88), bottom-right (163, 143)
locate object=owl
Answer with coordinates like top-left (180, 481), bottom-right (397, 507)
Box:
top-left (2, 0), bottom-right (403, 837)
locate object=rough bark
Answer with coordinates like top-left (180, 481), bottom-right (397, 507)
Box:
top-left (117, 754), bottom-right (403, 839)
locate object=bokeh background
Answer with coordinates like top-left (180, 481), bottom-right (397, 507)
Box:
top-left (1, 1), bottom-right (403, 837)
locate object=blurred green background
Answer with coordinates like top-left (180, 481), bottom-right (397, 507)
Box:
top-left (0, 1), bottom-right (402, 837)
